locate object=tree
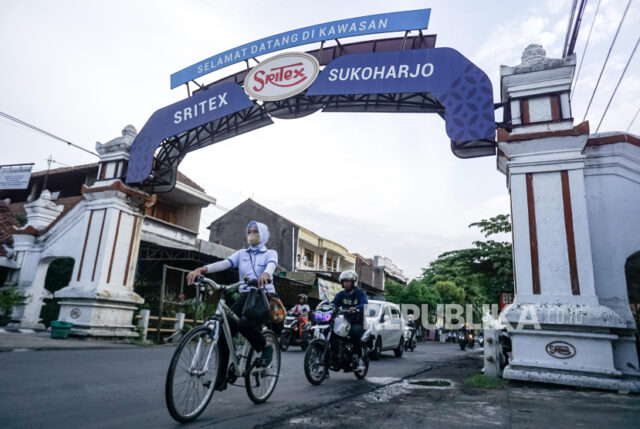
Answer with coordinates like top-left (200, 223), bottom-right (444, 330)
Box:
top-left (434, 281), bottom-right (466, 306)
top-left (418, 214), bottom-right (513, 305)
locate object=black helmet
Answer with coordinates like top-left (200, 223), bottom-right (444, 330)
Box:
top-left (298, 294), bottom-right (308, 304)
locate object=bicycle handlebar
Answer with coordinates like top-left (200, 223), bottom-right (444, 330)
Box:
top-left (192, 275), bottom-right (266, 291)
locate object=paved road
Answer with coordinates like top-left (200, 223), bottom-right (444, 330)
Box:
top-left (0, 341), bottom-right (465, 428)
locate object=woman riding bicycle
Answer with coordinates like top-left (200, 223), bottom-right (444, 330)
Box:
top-left (187, 220), bottom-right (277, 391)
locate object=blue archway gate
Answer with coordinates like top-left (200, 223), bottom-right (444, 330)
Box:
top-left (126, 10), bottom-right (497, 192)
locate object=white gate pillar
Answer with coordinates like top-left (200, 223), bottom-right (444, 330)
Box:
top-left (497, 45), bottom-right (639, 391)
top-left (54, 126), bottom-right (150, 338)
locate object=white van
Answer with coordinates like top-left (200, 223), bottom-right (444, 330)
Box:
top-left (364, 300), bottom-right (405, 360)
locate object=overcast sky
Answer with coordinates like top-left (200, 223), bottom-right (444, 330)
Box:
top-left (1, 0), bottom-right (638, 278)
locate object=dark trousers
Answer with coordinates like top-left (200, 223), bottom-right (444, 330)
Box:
top-left (349, 323), bottom-right (364, 358)
top-left (217, 293), bottom-right (267, 382)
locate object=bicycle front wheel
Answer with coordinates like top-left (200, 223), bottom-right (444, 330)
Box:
top-left (245, 329), bottom-right (281, 404)
top-left (165, 325), bottom-right (220, 423)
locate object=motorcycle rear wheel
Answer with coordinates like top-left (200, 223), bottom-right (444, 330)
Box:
top-left (280, 331), bottom-right (291, 351)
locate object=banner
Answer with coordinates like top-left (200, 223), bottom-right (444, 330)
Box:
top-left (170, 9), bottom-right (431, 88)
top-left (318, 278), bottom-right (342, 302)
top-left (126, 83), bottom-right (253, 183)
top-left (306, 48), bottom-right (496, 143)
top-left (0, 164), bottom-right (33, 190)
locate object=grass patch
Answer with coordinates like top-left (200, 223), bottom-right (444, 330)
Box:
top-left (466, 373), bottom-right (505, 389)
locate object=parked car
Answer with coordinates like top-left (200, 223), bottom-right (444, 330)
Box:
top-left (365, 300), bottom-right (405, 360)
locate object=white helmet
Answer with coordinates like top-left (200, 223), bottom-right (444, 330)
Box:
top-left (339, 269), bottom-right (358, 286)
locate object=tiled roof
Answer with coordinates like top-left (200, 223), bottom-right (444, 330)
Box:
top-left (29, 163), bottom-right (206, 192)
top-left (30, 163), bottom-right (99, 177)
top-left (176, 171), bottom-right (205, 192)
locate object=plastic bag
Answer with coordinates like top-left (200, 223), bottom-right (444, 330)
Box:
top-left (242, 288), bottom-right (271, 324)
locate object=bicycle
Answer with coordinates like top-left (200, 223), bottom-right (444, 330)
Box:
top-left (165, 275), bottom-right (281, 423)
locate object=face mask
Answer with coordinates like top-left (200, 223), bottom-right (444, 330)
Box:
top-left (247, 232), bottom-right (260, 246)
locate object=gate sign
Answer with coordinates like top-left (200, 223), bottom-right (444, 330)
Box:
top-left (0, 164), bottom-right (33, 190)
top-left (244, 52), bottom-right (320, 101)
top-left (170, 9), bottom-right (431, 89)
top-left (126, 83), bottom-right (253, 183)
top-left (307, 48), bottom-right (496, 143)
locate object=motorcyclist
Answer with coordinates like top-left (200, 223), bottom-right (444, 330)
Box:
top-left (186, 221), bottom-right (277, 391)
top-left (331, 270), bottom-right (368, 370)
top-left (406, 314), bottom-right (416, 346)
top-left (406, 314), bottom-right (416, 329)
top-left (289, 294), bottom-right (310, 337)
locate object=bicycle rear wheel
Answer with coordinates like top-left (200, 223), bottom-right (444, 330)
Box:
top-left (245, 329), bottom-right (280, 404)
top-left (165, 325), bottom-right (220, 423)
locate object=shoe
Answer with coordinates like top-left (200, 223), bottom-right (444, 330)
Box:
top-left (214, 376), bottom-right (228, 391)
top-left (356, 357), bottom-right (366, 372)
top-left (255, 345), bottom-right (273, 368)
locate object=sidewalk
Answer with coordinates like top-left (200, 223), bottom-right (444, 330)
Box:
top-left (0, 328), bottom-right (143, 352)
top-left (276, 345), bottom-right (640, 429)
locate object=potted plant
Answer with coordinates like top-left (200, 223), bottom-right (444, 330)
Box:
top-left (0, 287), bottom-right (26, 325)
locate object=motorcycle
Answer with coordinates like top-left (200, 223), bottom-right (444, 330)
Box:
top-left (458, 330), bottom-right (475, 350)
top-left (303, 303), bottom-right (371, 385)
top-left (403, 325), bottom-right (417, 351)
top-left (280, 312), bottom-right (311, 351)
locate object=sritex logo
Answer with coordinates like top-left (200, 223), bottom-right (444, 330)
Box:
top-left (244, 52), bottom-right (319, 101)
top-left (545, 341), bottom-right (576, 359)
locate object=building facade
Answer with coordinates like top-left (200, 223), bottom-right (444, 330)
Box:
top-left (0, 125), bottom-right (233, 334)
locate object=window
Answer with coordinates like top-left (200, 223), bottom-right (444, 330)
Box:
top-left (366, 303), bottom-right (381, 317)
top-left (391, 308), bottom-right (400, 319)
top-left (383, 306), bottom-right (391, 320)
top-left (303, 249), bottom-right (315, 267)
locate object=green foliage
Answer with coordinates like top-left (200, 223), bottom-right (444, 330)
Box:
top-left (0, 286), bottom-right (26, 316)
top-left (469, 214), bottom-right (511, 237)
top-left (411, 214), bottom-right (514, 306)
top-left (434, 281), bottom-right (466, 306)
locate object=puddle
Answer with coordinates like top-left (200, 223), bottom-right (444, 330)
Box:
top-left (363, 378), bottom-right (456, 403)
top-left (409, 379), bottom-right (452, 387)
top-left (407, 378), bottom-right (455, 389)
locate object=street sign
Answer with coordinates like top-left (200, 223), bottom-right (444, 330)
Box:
top-left (170, 9), bottom-right (431, 88)
top-left (0, 163), bottom-right (33, 190)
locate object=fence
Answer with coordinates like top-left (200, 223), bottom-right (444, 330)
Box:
top-left (139, 264), bottom-right (214, 343)
top-left (135, 309), bottom-right (207, 342)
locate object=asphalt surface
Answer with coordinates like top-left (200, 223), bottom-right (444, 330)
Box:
top-left (0, 340), bottom-right (444, 428)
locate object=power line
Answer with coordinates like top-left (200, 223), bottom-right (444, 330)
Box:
top-left (563, 0), bottom-right (579, 58)
top-left (565, 0), bottom-right (588, 57)
top-left (627, 105), bottom-right (640, 133)
top-left (596, 35), bottom-right (640, 133)
top-left (572, 0), bottom-right (602, 99)
top-left (582, 0), bottom-right (633, 122)
top-left (0, 111), bottom-right (99, 158)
